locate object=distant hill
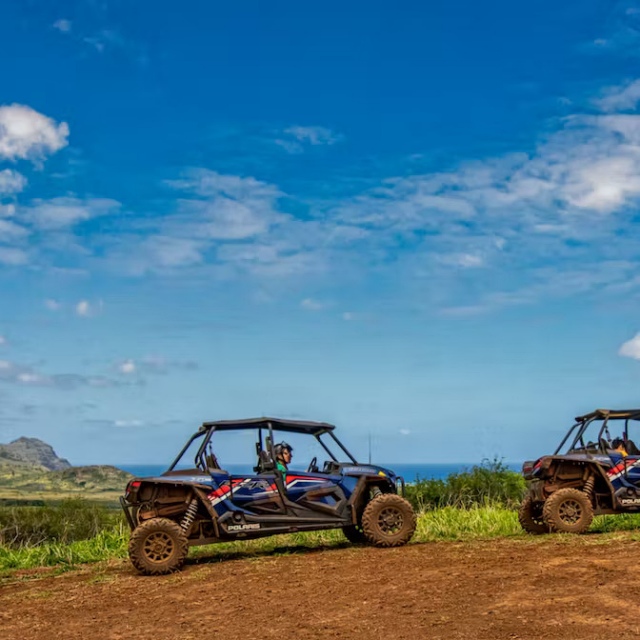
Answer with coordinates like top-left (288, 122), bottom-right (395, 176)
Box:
top-left (0, 437), bottom-right (71, 471)
top-left (0, 437), bottom-right (133, 501)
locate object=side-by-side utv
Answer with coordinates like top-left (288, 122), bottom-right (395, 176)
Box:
top-left (520, 408), bottom-right (640, 534)
top-left (121, 417), bottom-right (416, 574)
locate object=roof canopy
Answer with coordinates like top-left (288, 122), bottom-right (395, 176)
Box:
top-left (200, 417), bottom-right (336, 436)
top-left (576, 409), bottom-right (640, 422)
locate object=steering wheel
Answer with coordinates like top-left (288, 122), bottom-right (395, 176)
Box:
top-left (307, 456), bottom-right (318, 473)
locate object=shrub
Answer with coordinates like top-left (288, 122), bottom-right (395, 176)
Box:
top-left (405, 458), bottom-right (526, 511)
top-left (0, 498), bottom-right (121, 547)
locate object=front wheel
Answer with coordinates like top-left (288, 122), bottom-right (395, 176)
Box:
top-left (128, 517), bottom-right (189, 575)
top-left (518, 497), bottom-right (549, 534)
top-left (542, 488), bottom-right (594, 534)
top-left (361, 493), bottom-right (416, 547)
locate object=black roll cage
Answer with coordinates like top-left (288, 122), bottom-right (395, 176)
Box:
top-left (555, 410), bottom-right (640, 456)
top-left (167, 419), bottom-right (359, 473)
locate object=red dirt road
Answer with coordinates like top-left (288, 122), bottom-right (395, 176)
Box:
top-left (2, 536), bottom-right (639, 640)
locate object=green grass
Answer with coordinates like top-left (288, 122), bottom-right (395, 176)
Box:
top-left (5, 507), bottom-right (640, 575)
top-left (3, 460), bottom-right (640, 576)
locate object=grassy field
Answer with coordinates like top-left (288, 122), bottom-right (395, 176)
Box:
top-left (4, 503), bottom-right (640, 575)
top-left (3, 461), bottom-right (640, 576)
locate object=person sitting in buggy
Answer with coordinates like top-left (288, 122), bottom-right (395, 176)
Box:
top-left (274, 441), bottom-right (293, 475)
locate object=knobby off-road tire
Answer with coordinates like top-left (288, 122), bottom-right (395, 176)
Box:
top-left (542, 488), bottom-right (594, 534)
top-left (518, 496), bottom-right (549, 535)
top-left (342, 523), bottom-right (367, 544)
top-left (361, 493), bottom-right (416, 547)
top-left (128, 517), bottom-right (189, 575)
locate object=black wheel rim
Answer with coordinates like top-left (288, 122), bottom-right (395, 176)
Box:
top-left (377, 507), bottom-right (403, 534)
top-left (558, 499), bottom-right (582, 524)
top-left (143, 531), bottom-right (175, 563)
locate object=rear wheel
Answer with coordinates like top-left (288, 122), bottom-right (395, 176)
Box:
top-left (518, 497), bottom-right (549, 534)
top-left (361, 493), bottom-right (416, 547)
top-left (128, 517), bottom-right (189, 575)
top-left (543, 488), bottom-right (594, 534)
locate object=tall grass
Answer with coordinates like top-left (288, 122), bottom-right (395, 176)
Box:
top-left (0, 498), bottom-right (119, 547)
top-left (404, 458), bottom-right (526, 511)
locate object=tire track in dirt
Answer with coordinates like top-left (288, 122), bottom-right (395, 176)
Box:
top-left (2, 536), bottom-right (640, 640)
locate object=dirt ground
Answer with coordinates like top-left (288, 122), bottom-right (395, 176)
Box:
top-left (2, 535), bottom-right (640, 640)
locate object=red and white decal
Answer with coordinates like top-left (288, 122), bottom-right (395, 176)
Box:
top-left (607, 458), bottom-right (640, 481)
top-left (285, 475), bottom-right (325, 490)
top-left (207, 479), bottom-right (251, 506)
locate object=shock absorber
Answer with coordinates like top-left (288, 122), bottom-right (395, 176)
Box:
top-left (583, 475), bottom-right (595, 499)
top-left (180, 497), bottom-right (199, 533)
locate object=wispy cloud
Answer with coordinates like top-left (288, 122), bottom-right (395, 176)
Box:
top-left (0, 247), bottom-right (28, 266)
top-left (44, 299), bottom-right (62, 311)
top-left (115, 355), bottom-right (198, 376)
top-left (596, 79), bottom-right (640, 112)
top-left (0, 359), bottom-right (125, 390)
top-left (52, 19), bottom-right (72, 33)
top-left (275, 125), bottom-right (342, 153)
top-left (0, 169), bottom-right (26, 195)
top-left (20, 197), bottom-right (121, 231)
top-left (75, 299), bottom-right (103, 317)
top-left (301, 298), bottom-right (325, 311)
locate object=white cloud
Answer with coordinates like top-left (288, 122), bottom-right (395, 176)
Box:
top-left (75, 299), bottom-right (103, 317)
top-left (284, 126), bottom-right (341, 146)
top-left (342, 312), bottom-right (354, 321)
top-left (0, 247), bottom-right (28, 265)
top-left (596, 79), bottom-right (640, 112)
top-left (121, 235), bottom-right (206, 275)
top-left (0, 359), bottom-right (123, 389)
top-left (83, 30), bottom-right (126, 54)
top-left (619, 333), bottom-right (640, 360)
top-left (275, 126), bottom-right (342, 154)
top-left (21, 197), bottom-right (120, 230)
top-left (399, 428), bottom-right (411, 436)
top-left (301, 298), bottom-right (324, 311)
top-left (44, 299), bottom-right (61, 311)
top-left (0, 336), bottom-right (6, 346)
top-left (0, 169), bottom-right (26, 194)
top-left (53, 19), bottom-right (72, 33)
top-left (76, 300), bottom-right (90, 316)
top-left (167, 170), bottom-right (287, 240)
top-left (439, 253), bottom-right (484, 268)
top-left (0, 104), bottom-right (69, 162)
top-left (114, 419), bottom-right (144, 428)
top-left (0, 219), bottom-right (29, 242)
top-left (118, 359), bottom-right (136, 374)
top-left (115, 356), bottom-right (197, 377)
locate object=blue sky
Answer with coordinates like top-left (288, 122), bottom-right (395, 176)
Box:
top-left (3, 0), bottom-right (640, 466)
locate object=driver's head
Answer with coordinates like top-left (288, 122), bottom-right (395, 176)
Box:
top-left (274, 441), bottom-right (293, 465)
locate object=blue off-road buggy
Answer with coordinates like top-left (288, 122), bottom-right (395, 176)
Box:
top-left (520, 408), bottom-right (640, 534)
top-left (121, 417), bottom-right (416, 575)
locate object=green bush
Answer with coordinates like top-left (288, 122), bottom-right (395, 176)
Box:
top-left (405, 458), bottom-right (526, 511)
top-left (0, 498), bottom-right (121, 547)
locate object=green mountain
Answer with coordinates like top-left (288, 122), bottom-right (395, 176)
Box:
top-left (0, 437), bottom-right (71, 471)
top-left (0, 437), bottom-right (133, 501)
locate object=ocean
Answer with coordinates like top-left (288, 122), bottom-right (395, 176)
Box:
top-left (119, 462), bottom-right (522, 481)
